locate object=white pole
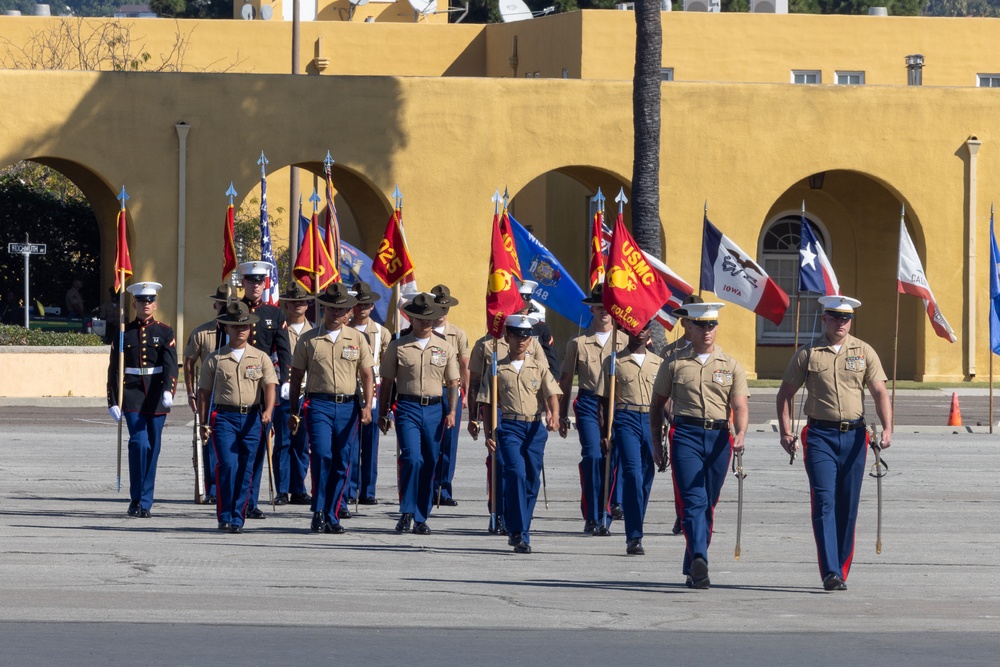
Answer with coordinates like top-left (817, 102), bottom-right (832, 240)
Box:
top-left (175, 122), bottom-right (190, 345)
top-left (22, 240), bottom-right (29, 330)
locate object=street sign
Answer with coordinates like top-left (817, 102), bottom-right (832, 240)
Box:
top-left (8, 242), bottom-right (46, 255)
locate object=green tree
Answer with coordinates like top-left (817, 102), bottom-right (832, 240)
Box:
top-left (232, 196), bottom-right (289, 281)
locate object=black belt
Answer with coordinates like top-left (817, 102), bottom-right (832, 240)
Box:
top-left (616, 403), bottom-right (651, 414)
top-left (673, 415), bottom-right (729, 430)
top-left (216, 404), bottom-right (259, 414)
top-left (809, 417), bottom-right (866, 432)
top-left (503, 414), bottom-right (542, 423)
top-left (398, 394), bottom-right (442, 406)
top-left (308, 392), bottom-right (355, 403)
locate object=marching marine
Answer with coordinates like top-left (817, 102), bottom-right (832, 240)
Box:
top-left (649, 302), bottom-right (748, 589)
top-left (430, 284), bottom-right (470, 506)
top-left (107, 281), bottom-right (178, 518)
top-left (775, 295), bottom-right (892, 591)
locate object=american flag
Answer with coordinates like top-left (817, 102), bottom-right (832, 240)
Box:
top-left (599, 221), bottom-right (694, 330)
top-left (259, 174), bottom-right (279, 306)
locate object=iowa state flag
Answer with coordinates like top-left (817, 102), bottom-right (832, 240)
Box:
top-left (486, 213), bottom-right (525, 338)
top-left (222, 202), bottom-right (237, 280)
top-left (602, 212), bottom-right (671, 335)
top-left (701, 217), bottom-right (789, 325)
top-left (372, 209), bottom-right (415, 288)
top-left (114, 208), bottom-right (132, 292)
top-left (897, 218), bottom-right (956, 343)
top-left (293, 210), bottom-right (338, 293)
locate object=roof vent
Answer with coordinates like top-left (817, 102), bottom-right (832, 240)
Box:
top-left (868, 6), bottom-right (888, 15)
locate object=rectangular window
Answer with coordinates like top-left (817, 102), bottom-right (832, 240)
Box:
top-left (757, 258), bottom-right (825, 344)
top-left (978, 74), bottom-right (1000, 88)
top-left (791, 70), bottom-right (821, 85)
top-left (660, 68), bottom-right (674, 82)
top-left (835, 71), bottom-right (865, 85)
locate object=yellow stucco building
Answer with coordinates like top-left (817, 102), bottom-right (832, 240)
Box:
top-left (0, 11), bottom-right (997, 380)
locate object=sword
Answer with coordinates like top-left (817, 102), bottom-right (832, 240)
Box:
top-left (193, 412), bottom-right (206, 504)
top-left (265, 426), bottom-right (277, 513)
top-left (541, 464), bottom-right (549, 510)
top-left (868, 425), bottom-right (888, 555)
top-left (733, 450), bottom-right (746, 560)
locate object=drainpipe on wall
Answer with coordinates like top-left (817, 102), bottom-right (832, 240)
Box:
top-left (966, 135), bottom-right (981, 379)
top-left (175, 122), bottom-right (190, 353)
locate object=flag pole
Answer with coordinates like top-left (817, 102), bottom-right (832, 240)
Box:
top-left (115, 186), bottom-right (130, 492)
top-left (393, 186), bottom-right (404, 493)
top-left (891, 206), bottom-right (904, 424)
top-left (794, 201), bottom-right (805, 352)
top-left (698, 200), bottom-right (707, 299)
top-left (488, 188), bottom-right (501, 533)
top-left (309, 190), bottom-right (321, 296)
top-left (991, 204), bottom-right (995, 435)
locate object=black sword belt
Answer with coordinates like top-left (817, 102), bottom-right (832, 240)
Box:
top-left (397, 394), bottom-right (442, 405)
top-left (307, 393), bottom-right (355, 403)
top-left (673, 415), bottom-right (729, 430)
top-left (809, 417), bottom-right (865, 432)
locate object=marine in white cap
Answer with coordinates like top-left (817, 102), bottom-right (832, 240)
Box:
top-left (776, 294), bottom-right (892, 592)
top-left (106, 281), bottom-right (178, 519)
top-left (649, 300), bottom-right (749, 589)
top-left (516, 280), bottom-right (561, 376)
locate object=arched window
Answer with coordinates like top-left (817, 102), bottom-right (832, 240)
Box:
top-left (758, 215), bottom-right (832, 344)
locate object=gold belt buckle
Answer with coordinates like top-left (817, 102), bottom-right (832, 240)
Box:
top-left (839, 421), bottom-right (850, 432)
top-left (703, 419), bottom-right (714, 430)
top-left (420, 396), bottom-right (431, 406)
top-left (240, 405), bottom-right (250, 415)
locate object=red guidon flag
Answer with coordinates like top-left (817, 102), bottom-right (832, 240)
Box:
top-left (602, 211), bottom-right (671, 335)
top-left (589, 207), bottom-right (606, 290)
top-left (222, 201), bottom-right (237, 280)
top-left (293, 212), bottom-right (337, 293)
top-left (372, 208), bottom-right (415, 288)
top-left (324, 169), bottom-right (342, 283)
top-left (486, 213), bottom-right (525, 338)
top-left (498, 210), bottom-right (522, 281)
top-left (114, 208), bottom-right (132, 292)
top-left (897, 218), bottom-right (956, 343)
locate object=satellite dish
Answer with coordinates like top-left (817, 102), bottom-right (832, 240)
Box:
top-left (259, 3), bottom-right (273, 19)
top-left (499, 0), bottom-right (532, 22)
top-left (350, 0), bottom-right (370, 5)
top-left (407, 0), bottom-right (437, 16)
top-left (240, 2), bottom-right (255, 20)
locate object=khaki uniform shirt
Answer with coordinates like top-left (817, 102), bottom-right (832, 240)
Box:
top-left (292, 326), bottom-right (374, 395)
top-left (381, 333), bottom-right (460, 397)
top-left (597, 349), bottom-right (663, 407)
top-left (564, 328), bottom-right (627, 392)
top-left (652, 345), bottom-right (749, 421)
top-left (469, 335), bottom-right (546, 381)
top-left (185, 320), bottom-right (221, 365)
top-left (434, 321), bottom-right (470, 388)
top-left (353, 320), bottom-right (391, 383)
top-left (199, 345), bottom-right (278, 408)
top-left (476, 354), bottom-right (562, 417)
top-left (287, 320), bottom-right (315, 355)
top-left (781, 333), bottom-right (887, 422)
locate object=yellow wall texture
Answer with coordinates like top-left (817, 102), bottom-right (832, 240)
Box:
top-left (2, 13), bottom-right (1000, 381)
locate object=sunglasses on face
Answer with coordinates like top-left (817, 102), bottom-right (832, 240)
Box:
top-left (690, 321), bottom-right (718, 329)
top-left (826, 313), bottom-right (852, 322)
top-left (243, 276), bottom-right (266, 284)
top-left (507, 332), bottom-right (531, 339)
top-left (134, 297), bottom-right (155, 304)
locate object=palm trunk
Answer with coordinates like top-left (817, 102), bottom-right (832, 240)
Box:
top-left (631, 0), bottom-right (663, 259)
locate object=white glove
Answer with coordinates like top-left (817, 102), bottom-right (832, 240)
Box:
top-left (108, 406), bottom-right (122, 422)
top-left (280, 382), bottom-right (290, 401)
top-left (162, 391), bottom-right (173, 409)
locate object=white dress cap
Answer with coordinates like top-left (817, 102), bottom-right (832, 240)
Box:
top-left (518, 280), bottom-right (538, 297)
top-left (126, 282), bottom-right (162, 297)
top-left (237, 261), bottom-right (276, 277)
top-left (674, 301), bottom-right (725, 321)
top-left (505, 313), bottom-right (538, 331)
top-left (817, 295), bottom-right (861, 313)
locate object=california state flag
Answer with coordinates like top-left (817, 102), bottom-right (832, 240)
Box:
top-left (897, 218), bottom-right (956, 343)
top-left (602, 212), bottom-right (671, 335)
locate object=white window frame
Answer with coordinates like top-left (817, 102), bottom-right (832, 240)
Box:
top-left (835, 71), bottom-right (865, 85)
top-left (978, 74), bottom-right (1000, 88)
top-left (660, 67), bottom-right (674, 82)
top-left (756, 212), bottom-right (834, 345)
top-left (791, 70), bottom-right (821, 85)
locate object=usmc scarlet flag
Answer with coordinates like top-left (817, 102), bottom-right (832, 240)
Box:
top-left (373, 209), bottom-right (415, 288)
top-left (114, 207), bottom-right (132, 292)
top-left (486, 213), bottom-right (525, 338)
top-left (498, 210), bottom-right (522, 281)
top-left (602, 212), bottom-right (671, 335)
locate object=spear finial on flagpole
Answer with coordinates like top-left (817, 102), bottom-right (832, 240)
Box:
top-left (117, 186), bottom-right (129, 210)
top-left (615, 187), bottom-right (628, 215)
top-left (801, 199), bottom-right (805, 215)
top-left (492, 188), bottom-right (501, 216)
top-left (900, 204), bottom-right (905, 219)
top-left (704, 199), bottom-right (708, 217)
top-left (257, 151), bottom-right (269, 178)
top-left (226, 183), bottom-right (237, 206)
top-left (502, 186), bottom-right (510, 212)
top-left (592, 187), bottom-right (605, 214)
top-left (309, 189), bottom-right (321, 213)
top-left (323, 150), bottom-right (334, 175)
top-left (392, 185), bottom-right (402, 211)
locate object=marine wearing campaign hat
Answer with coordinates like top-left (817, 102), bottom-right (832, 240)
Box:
top-left (107, 280), bottom-right (178, 519)
top-left (650, 299), bottom-right (749, 589)
top-left (776, 294), bottom-right (892, 592)
top-left (429, 284), bottom-right (470, 507)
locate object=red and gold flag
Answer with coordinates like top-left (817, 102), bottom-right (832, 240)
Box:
top-left (222, 202), bottom-right (237, 280)
top-left (589, 208), bottom-right (605, 290)
top-left (372, 209), bottom-right (415, 288)
top-left (602, 212), bottom-right (671, 335)
top-left (114, 208), bottom-right (132, 292)
top-left (486, 213), bottom-right (525, 338)
top-left (324, 170), bottom-right (342, 283)
top-left (293, 213), bottom-right (337, 293)
top-left (497, 211), bottom-right (522, 281)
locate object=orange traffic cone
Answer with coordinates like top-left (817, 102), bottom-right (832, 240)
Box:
top-left (947, 392), bottom-right (962, 427)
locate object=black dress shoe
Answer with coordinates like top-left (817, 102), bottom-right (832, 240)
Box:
top-left (395, 513), bottom-right (413, 533)
top-left (412, 522), bottom-right (432, 535)
top-left (359, 497), bottom-right (378, 505)
top-left (496, 516), bottom-right (509, 536)
top-left (311, 511), bottom-right (325, 533)
top-left (339, 507), bottom-right (353, 520)
top-left (324, 520), bottom-right (346, 534)
top-left (583, 519), bottom-right (599, 533)
top-left (512, 539), bottom-right (532, 554)
top-left (823, 573), bottom-right (847, 591)
top-left (626, 539), bottom-right (645, 556)
top-left (218, 521), bottom-right (232, 531)
top-left (439, 498), bottom-right (459, 507)
top-left (273, 493), bottom-right (289, 506)
top-left (228, 524), bottom-right (243, 534)
top-left (127, 502), bottom-right (140, 517)
top-left (690, 556), bottom-right (710, 589)
top-left (247, 508), bottom-right (267, 520)
top-left (139, 509), bottom-right (152, 518)
top-left (289, 493), bottom-right (312, 505)
top-left (672, 517), bottom-right (682, 535)
top-left (346, 497), bottom-right (357, 505)
top-left (202, 495), bottom-right (217, 505)
top-left (610, 503), bottom-right (624, 520)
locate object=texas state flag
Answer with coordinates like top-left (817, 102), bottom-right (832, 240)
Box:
top-left (799, 216), bottom-right (840, 296)
top-left (700, 217), bottom-right (789, 325)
